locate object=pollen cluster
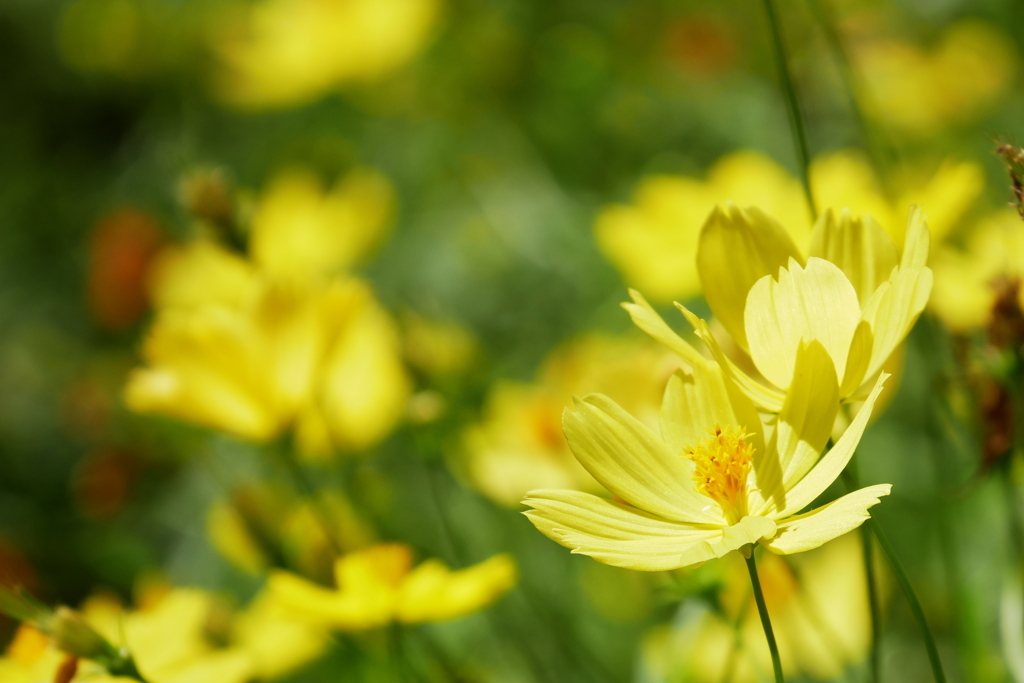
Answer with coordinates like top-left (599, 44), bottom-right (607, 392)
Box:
top-left (682, 424), bottom-right (754, 517)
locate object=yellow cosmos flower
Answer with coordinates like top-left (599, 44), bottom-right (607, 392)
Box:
top-left (855, 20), bottom-right (1015, 138)
top-left (645, 534), bottom-right (873, 682)
top-left (266, 545), bottom-right (517, 630)
top-left (930, 209), bottom-right (1024, 332)
top-left (210, 0), bottom-right (440, 109)
top-left (127, 277), bottom-right (410, 456)
top-left (625, 204), bottom-right (932, 411)
top-left (523, 347), bottom-right (891, 571)
top-left (127, 166), bottom-right (410, 457)
top-left (0, 589), bottom-right (254, 683)
top-left (462, 333), bottom-right (679, 507)
top-left (595, 150), bottom-right (977, 302)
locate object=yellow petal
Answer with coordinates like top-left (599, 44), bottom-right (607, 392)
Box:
top-left (762, 484), bottom-right (891, 555)
top-left (900, 206), bottom-right (930, 271)
top-left (744, 258), bottom-right (861, 390)
top-left (660, 360), bottom-right (765, 461)
top-left (899, 159), bottom-right (982, 244)
top-left (621, 289), bottom-right (706, 368)
top-left (563, 395), bottom-right (725, 525)
top-left (708, 515), bottom-right (778, 557)
top-left (677, 304), bottom-right (786, 412)
top-left (318, 281), bottom-right (411, 452)
top-left (858, 267), bottom-right (933, 383)
top-left (251, 168), bottom-right (395, 280)
top-left (697, 204), bottom-right (804, 351)
top-left (523, 490), bottom-right (720, 571)
top-left (397, 554), bottom-right (517, 623)
top-left (767, 374), bottom-right (887, 519)
top-left (149, 240), bottom-right (258, 311)
top-left (808, 208), bottom-right (898, 305)
top-left (755, 341), bottom-right (839, 513)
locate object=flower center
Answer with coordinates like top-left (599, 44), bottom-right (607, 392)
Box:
top-left (682, 424), bottom-right (753, 521)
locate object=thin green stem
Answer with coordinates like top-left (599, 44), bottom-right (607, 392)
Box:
top-left (744, 551), bottom-right (785, 683)
top-left (868, 518), bottom-right (947, 683)
top-left (841, 462), bottom-right (882, 683)
top-left (761, 0), bottom-right (817, 220)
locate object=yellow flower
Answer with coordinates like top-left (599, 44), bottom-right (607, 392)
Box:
top-left (523, 347), bottom-right (891, 571)
top-left (855, 20), bottom-right (1015, 138)
top-left (930, 209), bottom-right (1024, 332)
top-left (265, 545), bottom-right (517, 629)
top-left (209, 0), bottom-right (440, 109)
top-left (127, 166), bottom-right (410, 457)
top-left (127, 277), bottom-right (410, 456)
top-left (462, 333), bottom-right (679, 507)
top-left (625, 204), bottom-right (932, 411)
top-left (595, 150), bottom-right (977, 302)
top-left (0, 589), bottom-right (254, 683)
top-left (645, 534), bottom-right (874, 682)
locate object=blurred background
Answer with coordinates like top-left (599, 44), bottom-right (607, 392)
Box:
top-left (2, 0), bottom-right (1024, 681)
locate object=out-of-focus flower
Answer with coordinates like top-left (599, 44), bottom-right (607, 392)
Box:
top-left (0, 587), bottom-right (254, 683)
top-left (645, 534), bottom-right (872, 681)
top-left (230, 591), bottom-right (330, 680)
top-left (206, 483), bottom-right (374, 579)
top-left (127, 278), bottom-right (410, 457)
top-left (209, 0), bottom-right (441, 109)
top-left (463, 333), bottom-right (679, 507)
top-left (855, 20), bottom-right (1015, 138)
top-left (127, 166), bottom-right (410, 459)
top-left (87, 208), bottom-right (165, 331)
top-left (931, 210), bottom-right (1024, 333)
top-left (523, 346), bottom-right (890, 570)
top-left (596, 150), bottom-right (978, 303)
top-left (266, 545), bottom-right (517, 629)
top-left (626, 205), bottom-right (931, 411)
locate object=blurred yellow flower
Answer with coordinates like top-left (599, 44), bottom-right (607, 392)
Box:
top-left (523, 347), bottom-right (890, 570)
top-left (596, 150), bottom-right (978, 302)
top-left (266, 544), bottom-right (517, 629)
top-left (626, 204), bottom-right (932, 411)
top-left (645, 534), bottom-right (873, 682)
top-left (0, 589), bottom-right (254, 683)
top-left (127, 277), bottom-right (410, 456)
top-left (855, 20), bottom-right (1015, 138)
top-left (462, 333), bottom-right (680, 507)
top-left (210, 0), bottom-right (441, 109)
top-left (930, 209), bottom-right (1024, 332)
top-left (127, 166), bottom-right (410, 458)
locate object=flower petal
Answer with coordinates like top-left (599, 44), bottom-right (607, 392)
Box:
top-left (859, 267), bottom-right (933, 383)
top-left (698, 204), bottom-right (805, 351)
top-left (660, 360), bottom-right (765, 463)
top-left (563, 395), bottom-right (724, 524)
top-left (808, 208), bottom-right (898, 306)
top-left (523, 490), bottom-right (720, 571)
top-left (744, 258), bottom-right (862, 391)
top-left (753, 340), bottom-right (839, 515)
top-left (709, 515), bottom-right (778, 556)
top-left (762, 484), bottom-right (891, 555)
top-left (677, 304), bottom-right (786, 413)
top-left (768, 374), bottom-right (888, 519)
top-left (621, 289), bottom-right (706, 368)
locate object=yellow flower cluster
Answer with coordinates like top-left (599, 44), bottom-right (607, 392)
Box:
top-left (596, 149), bottom-right (976, 303)
top-left (125, 167), bottom-right (411, 459)
top-left (524, 197), bottom-right (932, 570)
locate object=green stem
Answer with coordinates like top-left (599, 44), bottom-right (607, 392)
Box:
top-left (761, 0), bottom-right (817, 220)
top-left (841, 463), bottom-right (882, 683)
top-left (862, 523), bottom-right (883, 682)
top-left (744, 551), bottom-right (785, 683)
top-left (867, 518), bottom-right (947, 683)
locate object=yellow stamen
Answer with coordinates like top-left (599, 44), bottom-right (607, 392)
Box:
top-left (682, 424), bottom-right (754, 520)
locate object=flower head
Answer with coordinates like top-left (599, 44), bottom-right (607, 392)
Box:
top-left (625, 204), bottom-right (932, 411)
top-left (523, 349), bottom-right (891, 571)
